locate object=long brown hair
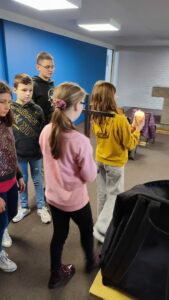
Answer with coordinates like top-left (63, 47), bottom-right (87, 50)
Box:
top-left (0, 81), bottom-right (13, 127)
top-left (49, 82), bottom-right (86, 159)
top-left (91, 81), bottom-right (118, 124)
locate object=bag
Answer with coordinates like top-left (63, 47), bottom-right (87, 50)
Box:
top-left (141, 112), bottom-right (156, 141)
top-left (101, 180), bottom-right (169, 300)
top-left (130, 109), bottom-right (156, 142)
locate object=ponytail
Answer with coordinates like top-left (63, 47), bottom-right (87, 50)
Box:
top-left (48, 82), bottom-right (86, 159)
top-left (49, 109), bottom-right (76, 159)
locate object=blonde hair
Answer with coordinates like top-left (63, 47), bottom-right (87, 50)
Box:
top-left (49, 82), bottom-right (86, 159)
top-left (91, 81), bottom-right (118, 123)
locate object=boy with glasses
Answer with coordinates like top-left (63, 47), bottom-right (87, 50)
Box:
top-left (32, 52), bottom-right (55, 124)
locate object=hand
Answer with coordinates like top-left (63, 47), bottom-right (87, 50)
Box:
top-left (0, 197), bottom-right (6, 213)
top-left (18, 177), bottom-right (25, 192)
top-left (131, 116), bottom-right (137, 129)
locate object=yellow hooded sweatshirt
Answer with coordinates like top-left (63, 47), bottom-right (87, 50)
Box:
top-left (92, 113), bottom-right (140, 167)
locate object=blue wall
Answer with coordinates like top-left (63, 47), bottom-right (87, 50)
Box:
top-left (0, 19), bottom-right (107, 123)
top-left (0, 20), bottom-right (8, 81)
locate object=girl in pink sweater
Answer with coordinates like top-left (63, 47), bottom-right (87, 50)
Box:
top-left (39, 82), bottom-right (98, 289)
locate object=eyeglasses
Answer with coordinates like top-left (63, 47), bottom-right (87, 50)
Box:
top-left (38, 64), bottom-right (55, 70)
top-left (80, 101), bottom-right (86, 105)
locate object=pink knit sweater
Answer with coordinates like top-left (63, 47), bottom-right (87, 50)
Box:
top-left (39, 124), bottom-right (97, 211)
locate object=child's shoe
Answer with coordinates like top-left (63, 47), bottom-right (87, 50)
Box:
top-left (48, 264), bottom-right (75, 289)
top-left (85, 254), bottom-right (101, 273)
top-left (12, 207), bottom-right (31, 223)
top-left (0, 250), bottom-right (17, 272)
top-left (2, 228), bottom-right (12, 247)
top-left (37, 207), bottom-right (51, 224)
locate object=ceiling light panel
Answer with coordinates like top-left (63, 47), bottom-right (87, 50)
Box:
top-left (78, 19), bottom-right (120, 32)
top-left (12, 0), bottom-right (81, 10)
top-left (78, 24), bottom-right (119, 32)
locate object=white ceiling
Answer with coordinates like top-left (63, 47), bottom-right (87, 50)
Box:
top-left (0, 0), bottom-right (169, 48)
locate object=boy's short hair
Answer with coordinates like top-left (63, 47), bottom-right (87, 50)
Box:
top-left (14, 73), bottom-right (33, 88)
top-left (36, 52), bottom-right (54, 64)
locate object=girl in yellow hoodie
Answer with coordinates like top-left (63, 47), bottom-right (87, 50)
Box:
top-left (91, 81), bottom-right (145, 243)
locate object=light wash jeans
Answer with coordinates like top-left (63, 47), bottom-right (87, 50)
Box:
top-left (93, 162), bottom-right (124, 243)
top-left (19, 159), bottom-right (45, 209)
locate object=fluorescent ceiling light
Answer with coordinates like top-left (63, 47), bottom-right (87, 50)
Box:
top-left (12, 0), bottom-right (81, 10)
top-left (78, 19), bottom-right (120, 32)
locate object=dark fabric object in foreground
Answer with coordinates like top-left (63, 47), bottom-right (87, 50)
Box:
top-left (101, 180), bottom-right (169, 300)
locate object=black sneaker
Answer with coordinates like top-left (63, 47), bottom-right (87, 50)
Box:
top-left (85, 254), bottom-right (100, 273)
top-left (48, 264), bottom-right (75, 289)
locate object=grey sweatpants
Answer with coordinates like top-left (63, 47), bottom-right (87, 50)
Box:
top-left (93, 162), bottom-right (124, 243)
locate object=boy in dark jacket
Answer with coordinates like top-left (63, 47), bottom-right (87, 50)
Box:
top-left (12, 73), bottom-right (51, 224)
top-left (32, 52), bottom-right (55, 124)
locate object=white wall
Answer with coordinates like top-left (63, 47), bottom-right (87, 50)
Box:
top-left (115, 47), bottom-right (169, 109)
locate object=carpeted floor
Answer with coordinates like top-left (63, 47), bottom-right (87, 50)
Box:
top-left (1, 127), bottom-right (169, 300)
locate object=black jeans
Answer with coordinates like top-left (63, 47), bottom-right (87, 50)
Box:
top-left (49, 202), bottom-right (94, 271)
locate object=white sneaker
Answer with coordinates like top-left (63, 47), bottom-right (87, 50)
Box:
top-left (0, 250), bottom-right (17, 272)
top-left (37, 207), bottom-right (51, 224)
top-left (2, 229), bottom-right (12, 248)
top-left (12, 207), bottom-right (31, 223)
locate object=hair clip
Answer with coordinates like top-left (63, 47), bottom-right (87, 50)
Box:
top-left (52, 99), bottom-right (67, 110)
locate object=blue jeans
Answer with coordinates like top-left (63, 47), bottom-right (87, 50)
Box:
top-left (19, 159), bottom-right (45, 209)
top-left (0, 182), bottom-right (18, 251)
